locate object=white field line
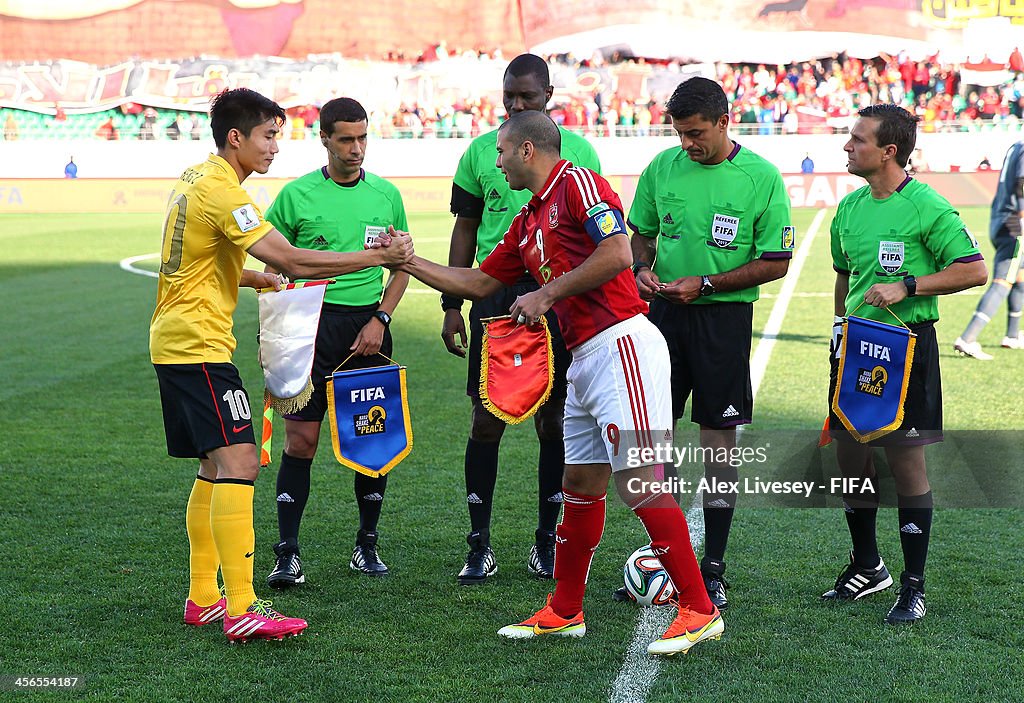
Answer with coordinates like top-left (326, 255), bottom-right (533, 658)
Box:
top-left (609, 208), bottom-right (826, 703)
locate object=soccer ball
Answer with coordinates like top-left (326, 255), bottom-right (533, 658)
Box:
top-left (623, 544), bottom-right (676, 606)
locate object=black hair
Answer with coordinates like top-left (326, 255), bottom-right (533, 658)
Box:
top-left (504, 53), bottom-right (551, 89)
top-left (498, 110), bottom-right (561, 155)
top-left (857, 104), bottom-right (920, 168)
top-left (319, 97), bottom-right (368, 135)
top-left (665, 77), bottom-right (729, 123)
top-left (209, 88), bottom-right (285, 148)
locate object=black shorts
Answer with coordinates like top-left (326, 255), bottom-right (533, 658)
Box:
top-left (154, 362), bottom-right (257, 458)
top-left (647, 299), bottom-right (754, 428)
top-left (829, 321), bottom-right (942, 446)
top-left (466, 278), bottom-right (569, 403)
top-left (285, 303), bottom-right (393, 423)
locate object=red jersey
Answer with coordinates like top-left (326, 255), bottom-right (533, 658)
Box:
top-left (480, 160), bottom-right (647, 349)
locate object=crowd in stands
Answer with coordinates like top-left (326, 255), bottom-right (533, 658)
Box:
top-left (2, 51), bottom-right (1023, 142)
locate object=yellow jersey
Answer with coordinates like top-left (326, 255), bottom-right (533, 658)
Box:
top-left (150, 154), bottom-right (273, 364)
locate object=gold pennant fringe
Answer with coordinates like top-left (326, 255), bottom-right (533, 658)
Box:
top-left (265, 378), bottom-right (314, 416)
top-left (479, 316), bottom-right (554, 425)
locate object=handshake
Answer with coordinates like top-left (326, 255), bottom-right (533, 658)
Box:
top-left (367, 225), bottom-right (415, 268)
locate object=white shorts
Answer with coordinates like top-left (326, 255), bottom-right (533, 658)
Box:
top-left (563, 315), bottom-right (673, 472)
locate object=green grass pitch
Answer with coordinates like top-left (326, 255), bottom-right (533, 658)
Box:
top-left (1, 208), bottom-right (1021, 701)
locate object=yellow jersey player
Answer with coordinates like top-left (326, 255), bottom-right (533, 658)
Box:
top-left (150, 88), bottom-right (411, 643)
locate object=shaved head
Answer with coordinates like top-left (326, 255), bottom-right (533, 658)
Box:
top-left (497, 110), bottom-right (561, 156)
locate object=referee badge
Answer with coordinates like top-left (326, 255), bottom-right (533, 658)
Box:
top-left (877, 241), bottom-right (904, 275)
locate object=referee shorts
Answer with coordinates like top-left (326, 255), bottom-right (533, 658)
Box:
top-left (285, 303), bottom-right (393, 423)
top-left (647, 298), bottom-right (754, 429)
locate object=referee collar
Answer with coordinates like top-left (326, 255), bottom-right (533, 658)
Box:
top-left (321, 166), bottom-right (365, 187)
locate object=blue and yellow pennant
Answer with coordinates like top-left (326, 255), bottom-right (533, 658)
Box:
top-left (326, 359), bottom-right (412, 477)
top-left (832, 315), bottom-right (916, 443)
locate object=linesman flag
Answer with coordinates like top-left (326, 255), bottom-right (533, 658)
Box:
top-left (257, 280), bottom-right (329, 415)
top-left (832, 315), bottom-right (916, 443)
top-left (479, 315), bottom-right (554, 424)
top-left (326, 358), bottom-right (413, 477)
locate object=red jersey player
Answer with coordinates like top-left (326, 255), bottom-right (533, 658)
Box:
top-left (390, 110), bottom-right (724, 655)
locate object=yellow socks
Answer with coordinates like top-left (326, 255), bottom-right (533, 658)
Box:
top-left (185, 476), bottom-right (220, 606)
top-left (210, 479), bottom-right (258, 616)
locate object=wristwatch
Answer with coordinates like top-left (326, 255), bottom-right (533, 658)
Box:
top-left (699, 275), bottom-right (716, 297)
top-left (632, 261), bottom-right (651, 275)
top-left (373, 310), bottom-right (392, 327)
top-left (903, 275), bottom-right (917, 297)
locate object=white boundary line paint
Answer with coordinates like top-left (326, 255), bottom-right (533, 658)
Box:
top-left (608, 207), bottom-right (826, 703)
top-left (120, 253), bottom-right (160, 279)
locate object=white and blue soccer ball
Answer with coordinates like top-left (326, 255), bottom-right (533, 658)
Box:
top-left (623, 544), bottom-right (676, 606)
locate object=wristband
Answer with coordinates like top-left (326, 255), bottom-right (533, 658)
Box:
top-left (441, 294), bottom-right (464, 312)
top-left (632, 261), bottom-right (651, 275)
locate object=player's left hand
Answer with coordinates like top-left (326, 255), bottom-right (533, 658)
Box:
top-left (247, 271), bottom-right (286, 290)
top-left (658, 276), bottom-right (701, 304)
top-left (863, 282), bottom-right (907, 308)
top-left (510, 289), bottom-right (552, 326)
top-left (351, 319), bottom-right (385, 356)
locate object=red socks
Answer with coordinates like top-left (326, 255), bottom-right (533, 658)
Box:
top-left (550, 489), bottom-right (606, 618)
top-left (633, 491), bottom-right (714, 614)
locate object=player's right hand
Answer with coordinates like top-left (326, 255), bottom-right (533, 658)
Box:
top-left (441, 309), bottom-right (468, 357)
top-left (376, 228), bottom-right (414, 267)
top-left (634, 268), bottom-right (663, 301)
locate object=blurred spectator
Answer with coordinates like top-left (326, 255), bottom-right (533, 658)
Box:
top-left (64, 156), bottom-right (77, 178)
top-left (139, 107), bottom-right (158, 140)
top-left (54, 103), bottom-right (66, 122)
top-left (95, 117), bottom-right (118, 140)
top-left (977, 156), bottom-right (992, 171)
top-left (801, 153), bottom-right (815, 173)
top-left (4, 113), bottom-right (18, 140)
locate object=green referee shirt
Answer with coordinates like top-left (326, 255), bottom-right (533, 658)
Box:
top-left (628, 143), bottom-right (794, 304)
top-left (266, 167), bottom-right (408, 306)
top-left (453, 126), bottom-right (601, 264)
top-left (830, 176), bottom-right (983, 325)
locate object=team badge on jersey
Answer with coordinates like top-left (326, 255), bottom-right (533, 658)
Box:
top-left (711, 213), bottom-right (739, 247)
top-left (364, 225), bottom-right (387, 248)
top-left (962, 227), bottom-right (978, 248)
top-left (878, 241), bottom-right (904, 274)
top-left (232, 204), bottom-right (261, 233)
top-left (549, 203), bottom-right (559, 228)
top-left (782, 226), bottom-right (796, 250)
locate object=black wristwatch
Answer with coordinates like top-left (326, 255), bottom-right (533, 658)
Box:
top-left (699, 275), bottom-right (716, 297)
top-left (632, 261), bottom-right (651, 275)
top-left (903, 275), bottom-right (917, 297)
top-left (373, 310), bottom-right (392, 327)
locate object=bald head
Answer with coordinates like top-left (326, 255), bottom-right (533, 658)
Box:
top-left (498, 110), bottom-right (561, 157)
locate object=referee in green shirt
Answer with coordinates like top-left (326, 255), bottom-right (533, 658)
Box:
top-left (442, 54), bottom-right (601, 585)
top-left (263, 98), bottom-right (410, 587)
top-left (627, 77), bottom-right (792, 609)
top-left (823, 104), bottom-right (986, 624)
